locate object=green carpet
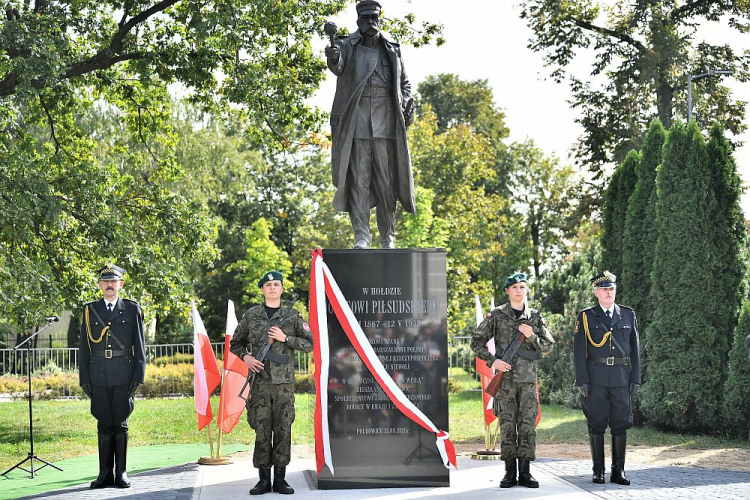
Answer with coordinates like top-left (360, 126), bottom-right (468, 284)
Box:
top-left (0, 443), bottom-right (251, 500)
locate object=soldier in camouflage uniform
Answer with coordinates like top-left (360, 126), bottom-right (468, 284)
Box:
top-left (230, 271), bottom-right (313, 496)
top-left (472, 273), bottom-right (555, 489)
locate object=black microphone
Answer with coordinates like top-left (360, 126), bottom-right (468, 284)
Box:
top-left (45, 316), bottom-right (60, 322)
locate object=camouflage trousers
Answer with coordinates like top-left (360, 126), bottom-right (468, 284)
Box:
top-left (246, 382), bottom-right (295, 468)
top-left (494, 377), bottom-right (538, 461)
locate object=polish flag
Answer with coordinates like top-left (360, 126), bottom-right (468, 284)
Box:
top-left (217, 300), bottom-right (249, 433)
top-left (192, 301), bottom-right (222, 430)
top-left (475, 295), bottom-right (497, 426)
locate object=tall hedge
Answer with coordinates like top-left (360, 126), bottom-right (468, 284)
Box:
top-left (601, 151), bottom-right (639, 280)
top-left (723, 301), bottom-right (750, 437)
top-left (707, 124), bottom-right (746, 359)
top-left (641, 121), bottom-right (722, 432)
top-left (621, 120), bottom-right (664, 333)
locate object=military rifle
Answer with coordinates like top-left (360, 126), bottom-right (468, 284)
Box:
top-left (484, 295), bottom-right (550, 398)
top-left (238, 297), bottom-right (299, 403)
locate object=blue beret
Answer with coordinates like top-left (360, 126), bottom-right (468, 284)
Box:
top-left (258, 270), bottom-right (284, 288)
top-left (503, 272), bottom-right (527, 289)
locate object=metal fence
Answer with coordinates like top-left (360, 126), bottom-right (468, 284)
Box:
top-left (1, 337), bottom-right (479, 399)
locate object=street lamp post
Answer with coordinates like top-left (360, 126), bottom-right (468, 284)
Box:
top-left (687, 69), bottom-right (734, 122)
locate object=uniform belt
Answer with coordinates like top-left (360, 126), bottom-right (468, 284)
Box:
top-left (587, 354), bottom-right (629, 365)
top-left (92, 349), bottom-right (130, 359)
top-left (361, 86), bottom-right (389, 97)
top-left (515, 347), bottom-right (541, 360)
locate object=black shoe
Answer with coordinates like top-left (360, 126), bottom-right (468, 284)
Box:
top-left (518, 458), bottom-right (539, 488)
top-left (610, 434), bottom-right (631, 485)
top-left (250, 468), bottom-right (272, 495)
top-left (500, 459), bottom-right (517, 488)
top-left (589, 433), bottom-right (605, 484)
top-left (114, 432), bottom-right (130, 488)
top-left (90, 433), bottom-right (114, 489)
top-left (272, 465), bottom-right (294, 494)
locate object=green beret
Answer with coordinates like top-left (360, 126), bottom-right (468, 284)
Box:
top-left (258, 270), bottom-right (284, 288)
top-left (503, 272), bottom-right (527, 289)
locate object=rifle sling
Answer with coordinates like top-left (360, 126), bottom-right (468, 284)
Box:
top-left (515, 347), bottom-right (541, 361)
top-left (263, 350), bottom-right (289, 364)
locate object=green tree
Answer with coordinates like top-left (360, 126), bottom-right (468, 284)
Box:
top-left (723, 300), bottom-right (750, 437)
top-left (642, 121), bottom-right (720, 432)
top-left (407, 106), bottom-right (514, 334)
top-left (0, 0), bottom-right (441, 330)
top-left (601, 150), bottom-right (639, 280)
top-left (229, 218), bottom-right (293, 307)
top-left (0, 93), bottom-right (217, 330)
top-left (504, 140), bottom-right (582, 279)
top-left (397, 186), bottom-right (449, 249)
top-left (416, 74), bottom-right (509, 138)
top-left (706, 123), bottom-right (746, 360)
top-left (520, 0), bottom-right (748, 176)
top-left (539, 235), bottom-right (602, 408)
top-left (621, 120), bottom-right (665, 330)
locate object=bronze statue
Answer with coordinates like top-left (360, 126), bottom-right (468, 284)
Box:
top-left (325, 0), bottom-right (415, 249)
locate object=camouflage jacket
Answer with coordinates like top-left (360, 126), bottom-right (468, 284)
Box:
top-left (229, 304), bottom-right (314, 385)
top-left (471, 302), bottom-right (555, 383)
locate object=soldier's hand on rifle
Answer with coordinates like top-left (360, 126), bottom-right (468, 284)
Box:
top-left (492, 359), bottom-right (512, 373)
top-left (243, 354), bottom-right (265, 373)
top-left (268, 325), bottom-right (286, 343)
top-left (518, 323), bottom-right (534, 338)
top-left (578, 384), bottom-right (590, 398)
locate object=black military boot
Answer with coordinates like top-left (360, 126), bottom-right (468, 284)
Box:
top-left (114, 432), bottom-right (131, 488)
top-left (518, 458), bottom-right (539, 488)
top-left (90, 433), bottom-right (114, 489)
top-left (610, 434), bottom-right (631, 485)
top-left (589, 433), bottom-right (605, 484)
top-left (272, 465), bottom-right (294, 494)
top-left (499, 459), bottom-right (517, 488)
top-left (250, 468), bottom-right (272, 495)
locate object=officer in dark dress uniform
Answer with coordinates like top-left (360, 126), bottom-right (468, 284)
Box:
top-left (574, 271), bottom-right (641, 486)
top-left (78, 264), bottom-right (146, 489)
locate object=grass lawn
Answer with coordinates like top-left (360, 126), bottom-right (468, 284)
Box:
top-left (1, 391), bottom-right (747, 498)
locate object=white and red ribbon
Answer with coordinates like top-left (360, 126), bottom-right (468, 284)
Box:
top-left (310, 249), bottom-right (457, 475)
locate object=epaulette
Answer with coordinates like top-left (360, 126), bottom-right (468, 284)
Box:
top-left (578, 305), bottom-right (595, 314)
top-left (619, 305), bottom-right (634, 312)
top-left (123, 298), bottom-right (144, 318)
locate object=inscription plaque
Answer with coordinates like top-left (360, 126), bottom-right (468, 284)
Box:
top-left (317, 249), bottom-right (449, 489)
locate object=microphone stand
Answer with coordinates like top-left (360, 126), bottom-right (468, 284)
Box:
top-left (2, 318), bottom-right (64, 478)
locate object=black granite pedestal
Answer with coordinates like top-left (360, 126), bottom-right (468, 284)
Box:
top-left (317, 249), bottom-right (449, 489)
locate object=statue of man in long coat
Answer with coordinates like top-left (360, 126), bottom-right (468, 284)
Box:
top-left (325, 0), bottom-right (415, 249)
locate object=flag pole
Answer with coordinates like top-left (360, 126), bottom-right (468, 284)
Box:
top-left (472, 295), bottom-right (502, 460)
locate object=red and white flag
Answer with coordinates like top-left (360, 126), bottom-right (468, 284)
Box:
top-left (310, 249), bottom-right (457, 476)
top-left (217, 300), bottom-right (249, 434)
top-left (192, 301), bottom-right (222, 430)
top-left (475, 295), bottom-right (497, 426)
